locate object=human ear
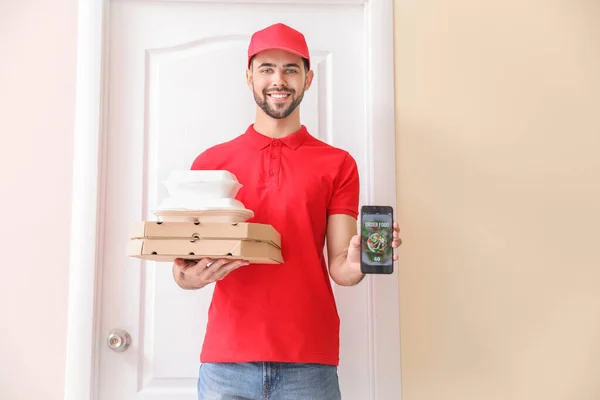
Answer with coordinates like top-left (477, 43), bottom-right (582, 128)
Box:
top-left (304, 70), bottom-right (315, 91)
top-left (246, 68), bottom-right (253, 90)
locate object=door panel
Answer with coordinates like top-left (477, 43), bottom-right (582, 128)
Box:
top-left (99, 1), bottom-right (383, 399)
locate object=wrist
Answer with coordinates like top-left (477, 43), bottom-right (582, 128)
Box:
top-left (175, 271), bottom-right (205, 290)
top-left (347, 260), bottom-right (365, 282)
top-left (332, 256), bottom-right (364, 286)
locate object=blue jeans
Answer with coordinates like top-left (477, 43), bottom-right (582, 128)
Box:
top-left (197, 362), bottom-right (342, 400)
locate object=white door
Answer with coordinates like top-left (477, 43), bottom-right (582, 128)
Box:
top-left (97, 1), bottom-right (399, 399)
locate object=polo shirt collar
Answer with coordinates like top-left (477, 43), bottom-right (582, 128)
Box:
top-left (244, 124), bottom-right (310, 150)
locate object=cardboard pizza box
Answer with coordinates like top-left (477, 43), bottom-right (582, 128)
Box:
top-left (127, 238), bottom-right (283, 264)
top-left (129, 221), bottom-right (281, 249)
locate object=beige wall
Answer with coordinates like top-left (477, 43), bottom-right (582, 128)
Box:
top-left (0, 1), bottom-right (77, 399)
top-left (394, 0), bottom-right (600, 399)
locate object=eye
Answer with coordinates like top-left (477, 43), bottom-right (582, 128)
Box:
top-left (286, 69), bottom-right (298, 74)
top-left (260, 68), bottom-right (273, 74)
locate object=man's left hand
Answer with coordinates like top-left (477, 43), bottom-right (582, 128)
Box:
top-left (347, 221), bottom-right (402, 273)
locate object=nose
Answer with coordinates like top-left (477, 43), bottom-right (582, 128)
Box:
top-left (271, 70), bottom-right (287, 88)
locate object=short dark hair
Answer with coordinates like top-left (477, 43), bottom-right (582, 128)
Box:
top-left (249, 55), bottom-right (309, 71)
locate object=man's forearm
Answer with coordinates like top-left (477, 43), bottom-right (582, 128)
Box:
top-left (329, 250), bottom-right (365, 286)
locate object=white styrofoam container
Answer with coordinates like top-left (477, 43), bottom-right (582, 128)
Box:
top-left (157, 197), bottom-right (246, 211)
top-left (166, 170), bottom-right (239, 183)
top-left (163, 170), bottom-right (242, 198)
top-left (152, 209), bottom-right (254, 223)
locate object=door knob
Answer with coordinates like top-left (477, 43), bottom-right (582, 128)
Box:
top-left (107, 329), bottom-right (131, 352)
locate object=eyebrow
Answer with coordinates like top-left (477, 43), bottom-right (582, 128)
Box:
top-left (257, 62), bottom-right (301, 69)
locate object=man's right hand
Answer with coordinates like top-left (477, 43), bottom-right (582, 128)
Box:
top-left (172, 258), bottom-right (249, 290)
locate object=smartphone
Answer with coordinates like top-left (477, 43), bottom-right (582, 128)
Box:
top-left (360, 205), bottom-right (394, 274)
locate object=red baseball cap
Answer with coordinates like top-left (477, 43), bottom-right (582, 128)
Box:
top-left (247, 23), bottom-right (310, 70)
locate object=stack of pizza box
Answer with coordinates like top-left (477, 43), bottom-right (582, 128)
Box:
top-left (127, 170), bottom-right (283, 264)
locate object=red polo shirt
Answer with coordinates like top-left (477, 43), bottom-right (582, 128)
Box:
top-left (191, 124), bottom-right (359, 366)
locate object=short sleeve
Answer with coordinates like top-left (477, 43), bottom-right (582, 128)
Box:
top-left (190, 151), bottom-right (212, 170)
top-left (328, 152), bottom-right (360, 219)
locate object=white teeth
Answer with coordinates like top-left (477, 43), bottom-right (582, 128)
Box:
top-left (271, 94), bottom-right (289, 99)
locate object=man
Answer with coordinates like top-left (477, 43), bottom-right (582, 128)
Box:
top-left (172, 23), bottom-right (401, 400)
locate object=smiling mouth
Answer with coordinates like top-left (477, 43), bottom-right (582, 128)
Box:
top-left (268, 93), bottom-right (291, 100)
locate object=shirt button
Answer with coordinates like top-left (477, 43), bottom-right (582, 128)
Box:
top-left (272, 155), bottom-right (277, 159)
top-left (269, 170), bottom-right (275, 176)
top-left (272, 141), bottom-right (278, 146)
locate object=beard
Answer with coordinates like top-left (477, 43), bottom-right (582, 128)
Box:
top-left (252, 85), bottom-right (305, 119)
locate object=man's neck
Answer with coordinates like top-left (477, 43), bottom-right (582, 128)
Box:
top-left (253, 109), bottom-right (302, 138)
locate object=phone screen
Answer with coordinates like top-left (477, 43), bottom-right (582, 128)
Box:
top-left (361, 206), bottom-right (394, 274)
